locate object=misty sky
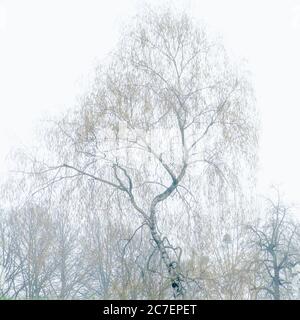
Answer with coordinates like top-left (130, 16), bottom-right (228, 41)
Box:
top-left (0, 0), bottom-right (300, 205)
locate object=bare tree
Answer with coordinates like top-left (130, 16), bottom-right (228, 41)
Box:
top-left (49, 206), bottom-right (87, 299)
top-left (15, 7), bottom-right (257, 298)
top-left (0, 208), bottom-right (22, 298)
top-left (8, 204), bottom-right (56, 299)
top-left (248, 193), bottom-right (300, 300)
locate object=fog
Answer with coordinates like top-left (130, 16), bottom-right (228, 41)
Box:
top-left (1, 0), bottom-right (300, 301)
top-left (1, 0), bottom-right (299, 204)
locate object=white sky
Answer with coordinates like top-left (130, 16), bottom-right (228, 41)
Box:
top-left (0, 0), bottom-right (300, 205)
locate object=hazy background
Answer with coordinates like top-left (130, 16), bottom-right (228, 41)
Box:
top-left (0, 0), bottom-right (299, 204)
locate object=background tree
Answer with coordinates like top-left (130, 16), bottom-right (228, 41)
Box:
top-left (9, 204), bottom-right (56, 299)
top-left (0, 208), bottom-right (22, 298)
top-left (248, 193), bottom-right (300, 300)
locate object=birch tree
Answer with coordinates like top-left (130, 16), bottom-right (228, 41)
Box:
top-left (21, 7), bottom-right (257, 298)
